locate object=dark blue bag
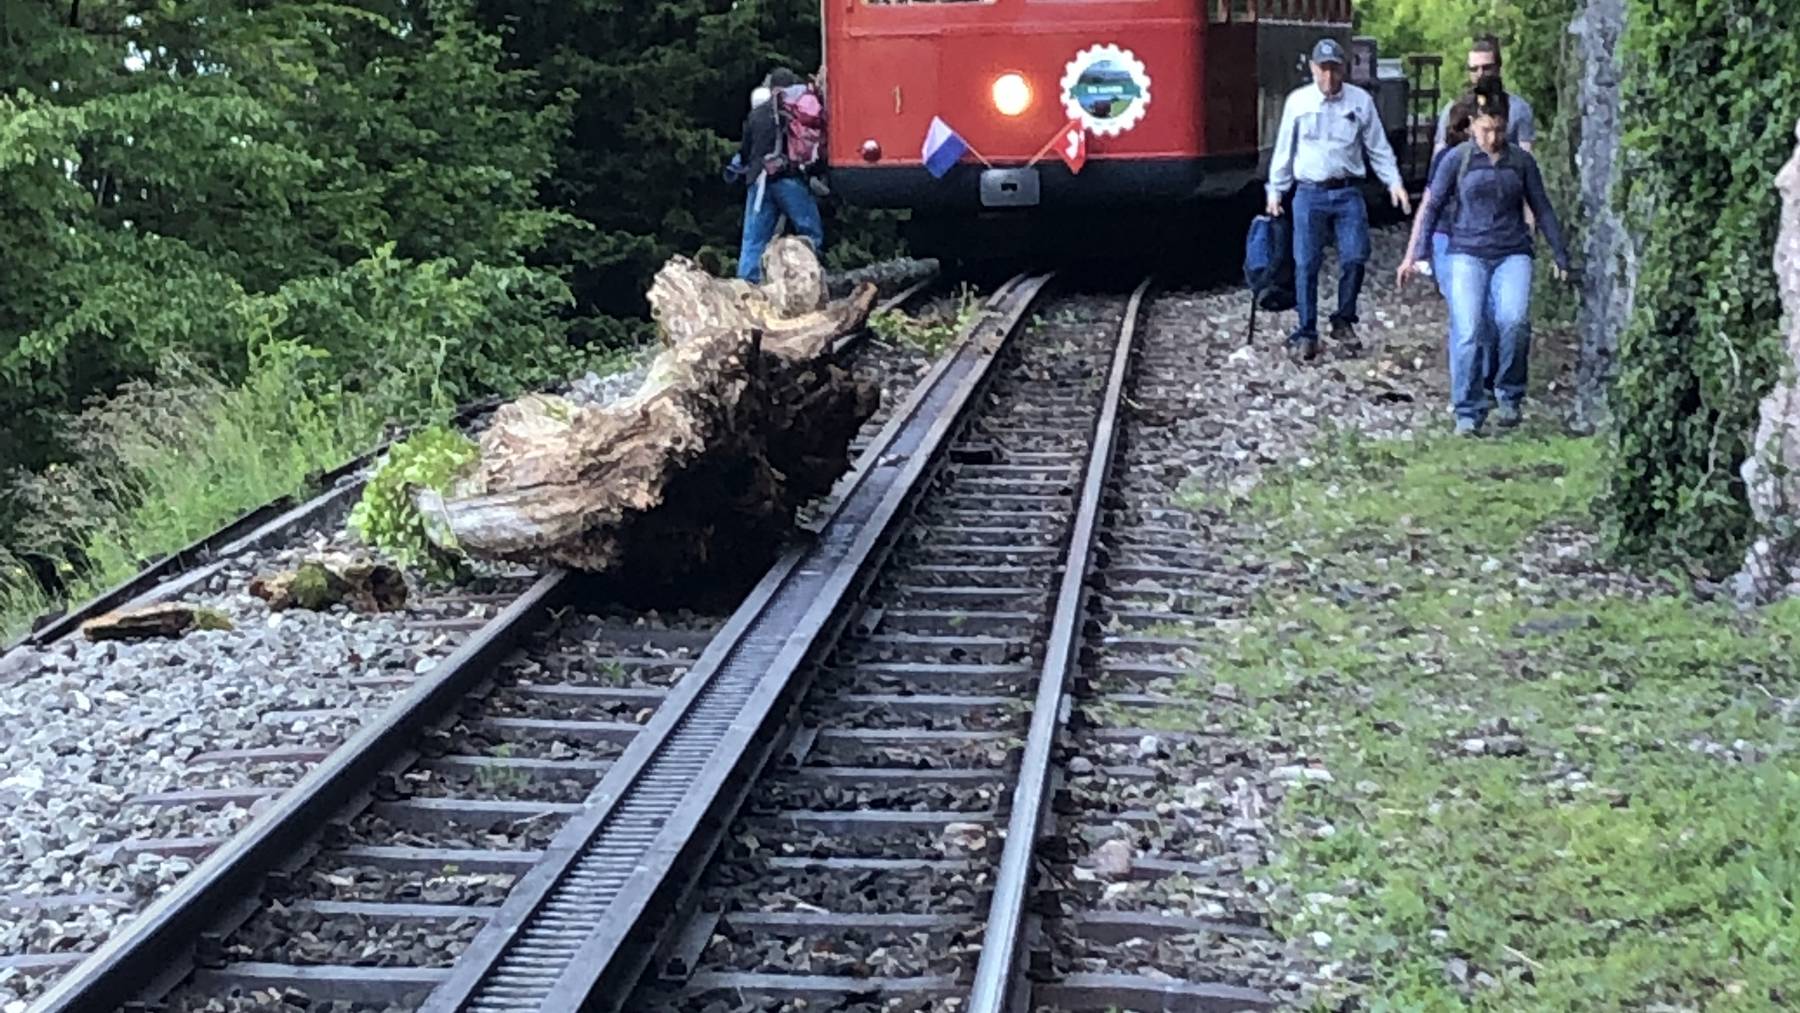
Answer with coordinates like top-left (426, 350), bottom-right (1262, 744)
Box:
top-left (1244, 213), bottom-right (1296, 313)
top-left (1243, 212), bottom-right (1296, 343)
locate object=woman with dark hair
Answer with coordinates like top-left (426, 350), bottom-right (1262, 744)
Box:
top-left (1398, 78), bottom-right (1570, 436)
top-left (1403, 96), bottom-right (1498, 397)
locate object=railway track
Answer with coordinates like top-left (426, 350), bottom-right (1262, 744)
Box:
top-left (620, 282), bottom-right (1290, 1013)
top-left (1, 280), bottom-right (939, 1009)
top-left (21, 276), bottom-right (1284, 1013)
top-left (18, 275), bottom-right (1038, 1013)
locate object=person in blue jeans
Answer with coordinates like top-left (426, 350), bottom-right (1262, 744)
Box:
top-left (1266, 38), bottom-right (1412, 363)
top-left (735, 68), bottom-right (824, 283)
top-left (1403, 96), bottom-right (1501, 398)
top-left (1398, 80), bottom-right (1569, 436)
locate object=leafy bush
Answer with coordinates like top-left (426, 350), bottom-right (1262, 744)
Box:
top-left (348, 426), bottom-right (480, 582)
top-left (1605, 0), bottom-right (1800, 573)
top-left (0, 1), bottom-right (571, 476)
top-left (263, 245), bottom-right (577, 424)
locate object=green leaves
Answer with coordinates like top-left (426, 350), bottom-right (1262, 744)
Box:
top-left (1605, 0), bottom-right (1799, 574)
top-left (0, 1), bottom-right (572, 476)
top-left (348, 424), bottom-right (480, 582)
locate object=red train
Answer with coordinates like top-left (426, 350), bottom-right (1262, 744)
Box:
top-left (822, 0), bottom-right (1431, 223)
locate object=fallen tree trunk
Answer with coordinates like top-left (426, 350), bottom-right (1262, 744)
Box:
top-left (414, 238), bottom-right (881, 592)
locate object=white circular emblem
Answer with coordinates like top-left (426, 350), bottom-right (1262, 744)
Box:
top-left (1060, 44), bottom-right (1152, 137)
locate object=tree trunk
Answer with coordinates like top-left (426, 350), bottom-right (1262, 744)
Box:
top-left (1571, 0), bottom-right (1631, 432)
top-left (415, 239), bottom-right (882, 593)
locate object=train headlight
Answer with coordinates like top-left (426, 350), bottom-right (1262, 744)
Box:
top-left (992, 73), bottom-right (1031, 117)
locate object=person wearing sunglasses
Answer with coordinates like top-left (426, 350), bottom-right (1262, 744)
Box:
top-left (1433, 35), bottom-right (1534, 155)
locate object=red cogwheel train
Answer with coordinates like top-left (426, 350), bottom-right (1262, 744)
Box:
top-left (822, 0), bottom-right (1435, 220)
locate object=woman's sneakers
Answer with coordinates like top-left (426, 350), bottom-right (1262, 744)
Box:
top-left (1457, 403), bottom-right (1520, 437)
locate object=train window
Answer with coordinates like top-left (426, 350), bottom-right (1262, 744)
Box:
top-left (862, 0), bottom-right (993, 5)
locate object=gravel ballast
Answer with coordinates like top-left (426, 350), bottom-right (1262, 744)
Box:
top-left (0, 346), bottom-right (665, 1009)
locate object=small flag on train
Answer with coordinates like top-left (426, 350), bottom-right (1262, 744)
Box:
top-left (922, 116), bottom-right (969, 179)
top-left (1057, 120), bottom-right (1087, 175)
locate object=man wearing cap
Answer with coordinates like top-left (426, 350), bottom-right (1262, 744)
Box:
top-left (1267, 37), bottom-right (1411, 363)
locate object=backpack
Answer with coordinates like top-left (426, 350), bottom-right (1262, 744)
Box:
top-left (764, 83), bottom-right (825, 178)
top-left (1244, 213), bottom-right (1297, 341)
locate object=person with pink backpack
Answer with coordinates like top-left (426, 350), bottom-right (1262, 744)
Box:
top-left (733, 67), bottom-right (827, 282)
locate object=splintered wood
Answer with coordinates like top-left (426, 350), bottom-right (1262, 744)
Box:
top-left (415, 238), bottom-right (881, 592)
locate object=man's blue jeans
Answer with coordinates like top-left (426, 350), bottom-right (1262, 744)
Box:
top-left (1290, 183), bottom-right (1370, 345)
top-left (1445, 252), bottom-right (1533, 422)
top-left (1432, 232), bottom-right (1498, 400)
top-left (738, 175), bottom-right (825, 283)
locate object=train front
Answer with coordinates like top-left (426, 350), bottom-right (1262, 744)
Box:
top-left (823, 0), bottom-right (1264, 215)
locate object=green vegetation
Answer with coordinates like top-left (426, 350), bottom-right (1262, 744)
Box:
top-left (1189, 429), bottom-right (1800, 1010)
top-left (348, 425), bottom-right (481, 583)
top-left (868, 286), bottom-right (982, 357)
top-left (1606, 0), bottom-right (1800, 574)
top-left (0, 3), bottom-right (573, 469)
top-left (0, 0), bottom-right (572, 633)
top-left (1, 341), bottom-right (384, 641)
top-left (1, 1), bottom-right (864, 637)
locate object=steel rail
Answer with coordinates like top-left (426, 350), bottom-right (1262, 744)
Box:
top-left (419, 275), bottom-right (1053, 1013)
top-left (965, 276), bottom-right (1155, 1013)
top-left (28, 568), bottom-right (576, 1013)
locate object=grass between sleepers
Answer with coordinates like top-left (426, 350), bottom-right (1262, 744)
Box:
top-left (1181, 424), bottom-right (1800, 1011)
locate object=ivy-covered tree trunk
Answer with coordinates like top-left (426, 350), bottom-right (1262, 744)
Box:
top-left (1605, 0), bottom-right (1800, 575)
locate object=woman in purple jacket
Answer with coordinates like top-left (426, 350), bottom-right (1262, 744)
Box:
top-left (1398, 79), bottom-right (1570, 436)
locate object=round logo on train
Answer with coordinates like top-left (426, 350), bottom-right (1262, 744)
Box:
top-left (1060, 44), bottom-right (1151, 137)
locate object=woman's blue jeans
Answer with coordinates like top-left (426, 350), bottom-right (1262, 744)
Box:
top-left (1432, 233), bottom-right (1500, 411)
top-left (1445, 251), bottom-right (1533, 423)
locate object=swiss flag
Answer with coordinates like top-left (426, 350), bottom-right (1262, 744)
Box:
top-left (1057, 120), bottom-right (1087, 175)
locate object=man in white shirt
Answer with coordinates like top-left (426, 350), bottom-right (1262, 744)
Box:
top-left (1266, 38), bottom-right (1411, 363)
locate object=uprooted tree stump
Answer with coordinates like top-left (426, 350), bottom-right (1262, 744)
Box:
top-left (414, 238), bottom-right (881, 595)
top-left (250, 554), bottom-right (409, 612)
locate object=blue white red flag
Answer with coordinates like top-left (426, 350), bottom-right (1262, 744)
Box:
top-left (922, 116), bottom-right (969, 179)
